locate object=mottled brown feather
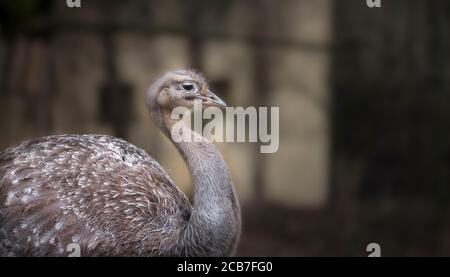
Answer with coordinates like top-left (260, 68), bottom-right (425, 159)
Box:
top-left (0, 134), bottom-right (191, 256)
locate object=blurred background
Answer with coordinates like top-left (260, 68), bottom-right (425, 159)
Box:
top-left (0, 0), bottom-right (449, 256)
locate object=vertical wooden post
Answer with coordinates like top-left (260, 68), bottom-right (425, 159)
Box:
top-left (251, 0), bottom-right (272, 203)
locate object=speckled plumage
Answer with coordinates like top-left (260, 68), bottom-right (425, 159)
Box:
top-left (0, 134), bottom-right (191, 256)
top-left (0, 69), bottom-right (241, 257)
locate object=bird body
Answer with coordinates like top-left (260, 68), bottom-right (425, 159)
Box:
top-left (0, 70), bottom-right (241, 256)
top-left (0, 134), bottom-right (190, 256)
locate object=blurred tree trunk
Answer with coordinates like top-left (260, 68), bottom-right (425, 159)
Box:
top-left (99, 2), bottom-right (133, 140)
top-left (330, 0), bottom-right (450, 255)
top-left (25, 38), bottom-right (55, 133)
top-left (251, 0), bottom-right (273, 203)
top-left (187, 0), bottom-right (204, 70)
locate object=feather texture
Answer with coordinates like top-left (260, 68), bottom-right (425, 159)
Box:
top-left (0, 135), bottom-right (191, 256)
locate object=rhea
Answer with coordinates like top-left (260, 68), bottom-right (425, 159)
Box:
top-left (0, 70), bottom-right (241, 256)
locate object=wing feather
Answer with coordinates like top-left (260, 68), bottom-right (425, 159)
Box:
top-left (0, 135), bottom-right (191, 256)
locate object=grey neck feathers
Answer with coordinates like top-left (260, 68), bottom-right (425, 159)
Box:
top-left (151, 108), bottom-right (241, 256)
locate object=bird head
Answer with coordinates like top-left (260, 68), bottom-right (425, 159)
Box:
top-left (146, 69), bottom-right (226, 112)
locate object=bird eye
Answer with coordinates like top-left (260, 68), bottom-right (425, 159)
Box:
top-left (182, 82), bottom-right (196, 92)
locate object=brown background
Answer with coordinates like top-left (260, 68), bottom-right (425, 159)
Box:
top-left (0, 0), bottom-right (449, 256)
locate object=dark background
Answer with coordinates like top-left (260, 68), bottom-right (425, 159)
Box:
top-left (0, 0), bottom-right (449, 256)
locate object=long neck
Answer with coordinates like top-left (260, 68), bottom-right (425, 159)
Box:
top-left (152, 108), bottom-right (241, 256)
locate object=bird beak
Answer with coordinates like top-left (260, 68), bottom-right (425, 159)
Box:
top-left (198, 90), bottom-right (227, 109)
